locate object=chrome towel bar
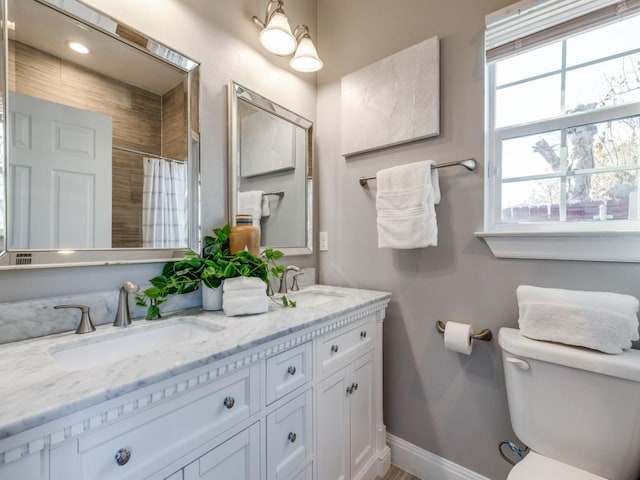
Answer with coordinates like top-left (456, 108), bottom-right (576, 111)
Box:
top-left (359, 158), bottom-right (476, 187)
top-left (263, 190), bottom-right (285, 198)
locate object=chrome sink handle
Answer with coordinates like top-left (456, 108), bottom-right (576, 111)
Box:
top-left (113, 281), bottom-right (140, 328)
top-left (54, 304), bottom-right (96, 334)
top-left (291, 272), bottom-right (304, 292)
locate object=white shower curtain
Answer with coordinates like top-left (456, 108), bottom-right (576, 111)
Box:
top-left (142, 157), bottom-right (188, 248)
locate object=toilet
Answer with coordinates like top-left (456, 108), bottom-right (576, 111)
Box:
top-left (499, 328), bottom-right (640, 480)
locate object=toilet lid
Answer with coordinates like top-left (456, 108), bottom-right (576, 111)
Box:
top-left (507, 452), bottom-right (607, 480)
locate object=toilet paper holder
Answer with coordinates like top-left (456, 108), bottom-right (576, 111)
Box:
top-left (436, 320), bottom-right (493, 342)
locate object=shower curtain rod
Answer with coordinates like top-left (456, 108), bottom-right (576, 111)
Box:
top-left (112, 145), bottom-right (186, 163)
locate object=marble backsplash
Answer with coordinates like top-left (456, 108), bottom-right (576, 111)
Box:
top-left (0, 268), bottom-right (315, 344)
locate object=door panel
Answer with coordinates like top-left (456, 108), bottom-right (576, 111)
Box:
top-left (8, 92), bottom-right (112, 248)
top-left (183, 423), bottom-right (260, 480)
top-left (317, 368), bottom-right (349, 480)
top-left (350, 351), bottom-right (375, 478)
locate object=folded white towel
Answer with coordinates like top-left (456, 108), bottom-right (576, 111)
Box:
top-left (517, 285), bottom-right (640, 354)
top-left (376, 160), bottom-right (440, 249)
top-left (223, 295), bottom-right (268, 316)
top-left (238, 191), bottom-right (264, 233)
top-left (223, 288), bottom-right (266, 300)
top-left (223, 276), bottom-right (266, 292)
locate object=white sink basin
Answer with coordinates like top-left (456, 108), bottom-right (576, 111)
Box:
top-left (49, 321), bottom-right (222, 371)
top-left (290, 289), bottom-right (346, 307)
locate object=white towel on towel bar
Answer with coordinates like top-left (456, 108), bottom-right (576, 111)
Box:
top-left (376, 160), bottom-right (440, 249)
top-left (238, 191), bottom-right (265, 233)
top-left (517, 285), bottom-right (640, 354)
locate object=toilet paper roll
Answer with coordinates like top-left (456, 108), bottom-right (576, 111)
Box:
top-left (443, 321), bottom-right (473, 355)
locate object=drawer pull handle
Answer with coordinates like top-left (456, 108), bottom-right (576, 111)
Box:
top-left (360, 331), bottom-right (367, 338)
top-left (223, 396), bottom-right (235, 409)
top-left (347, 385), bottom-right (353, 395)
top-left (287, 366), bottom-right (297, 375)
top-left (331, 344), bottom-right (339, 353)
top-left (288, 432), bottom-right (297, 443)
top-left (353, 382), bottom-right (358, 391)
top-left (115, 448), bottom-right (131, 466)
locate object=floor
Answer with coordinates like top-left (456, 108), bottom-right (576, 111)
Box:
top-left (378, 465), bottom-right (421, 480)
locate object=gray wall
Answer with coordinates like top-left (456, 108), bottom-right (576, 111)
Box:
top-left (315, 1), bottom-right (640, 479)
top-left (0, 0), bottom-right (317, 303)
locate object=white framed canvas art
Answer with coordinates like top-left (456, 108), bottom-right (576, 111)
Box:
top-left (341, 36), bottom-right (440, 157)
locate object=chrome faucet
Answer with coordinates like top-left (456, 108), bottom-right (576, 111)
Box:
top-left (113, 281), bottom-right (140, 328)
top-left (291, 272), bottom-right (304, 291)
top-left (54, 304), bottom-right (96, 334)
top-left (278, 265), bottom-right (301, 294)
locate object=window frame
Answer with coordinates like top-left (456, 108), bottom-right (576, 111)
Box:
top-left (480, 11), bottom-right (640, 262)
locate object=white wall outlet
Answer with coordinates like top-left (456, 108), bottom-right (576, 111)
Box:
top-left (319, 231), bottom-right (329, 251)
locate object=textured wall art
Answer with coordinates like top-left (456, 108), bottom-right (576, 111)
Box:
top-left (341, 36), bottom-right (440, 157)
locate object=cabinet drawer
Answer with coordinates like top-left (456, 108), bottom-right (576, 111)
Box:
top-left (266, 389), bottom-right (313, 480)
top-left (266, 341), bottom-right (312, 405)
top-left (77, 366), bottom-right (259, 480)
top-left (318, 317), bottom-right (374, 375)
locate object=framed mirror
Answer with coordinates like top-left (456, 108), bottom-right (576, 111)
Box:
top-left (229, 82), bottom-right (313, 256)
top-left (0, 0), bottom-right (200, 268)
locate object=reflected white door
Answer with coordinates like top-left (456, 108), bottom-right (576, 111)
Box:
top-left (8, 92), bottom-right (112, 249)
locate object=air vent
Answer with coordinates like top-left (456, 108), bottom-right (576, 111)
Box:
top-left (14, 253), bottom-right (32, 265)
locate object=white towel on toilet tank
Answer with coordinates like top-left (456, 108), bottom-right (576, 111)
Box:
top-left (517, 285), bottom-right (640, 354)
top-left (376, 160), bottom-right (440, 249)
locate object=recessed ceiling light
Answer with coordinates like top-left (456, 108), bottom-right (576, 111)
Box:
top-left (67, 41), bottom-right (90, 54)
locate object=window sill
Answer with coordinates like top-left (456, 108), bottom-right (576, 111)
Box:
top-left (475, 230), bottom-right (640, 263)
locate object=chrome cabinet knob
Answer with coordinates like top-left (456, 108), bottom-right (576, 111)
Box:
top-left (288, 432), bottom-right (297, 443)
top-left (360, 331), bottom-right (367, 339)
top-left (287, 366), bottom-right (297, 375)
top-left (331, 344), bottom-right (339, 353)
top-left (115, 447), bottom-right (131, 466)
top-left (223, 396), bottom-right (235, 409)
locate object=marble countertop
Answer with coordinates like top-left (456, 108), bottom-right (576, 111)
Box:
top-left (0, 285), bottom-right (390, 441)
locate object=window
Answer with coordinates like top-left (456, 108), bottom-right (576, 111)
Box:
top-left (481, 0), bottom-right (640, 262)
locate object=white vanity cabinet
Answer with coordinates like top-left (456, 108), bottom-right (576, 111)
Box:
top-left (182, 422), bottom-right (261, 480)
top-left (317, 317), bottom-right (377, 480)
top-left (0, 449), bottom-right (48, 480)
top-left (0, 288), bottom-right (390, 480)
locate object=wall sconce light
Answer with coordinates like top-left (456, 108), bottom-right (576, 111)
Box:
top-left (252, 0), bottom-right (323, 72)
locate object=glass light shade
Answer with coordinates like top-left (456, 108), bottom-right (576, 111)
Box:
top-left (289, 36), bottom-right (323, 72)
top-left (259, 12), bottom-right (296, 56)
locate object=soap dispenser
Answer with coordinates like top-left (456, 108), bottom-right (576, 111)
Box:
top-left (229, 214), bottom-right (260, 256)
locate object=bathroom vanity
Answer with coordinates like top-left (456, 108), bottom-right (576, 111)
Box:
top-left (0, 285), bottom-right (390, 480)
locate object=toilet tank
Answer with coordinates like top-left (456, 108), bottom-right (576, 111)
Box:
top-left (499, 328), bottom-right (640, 480)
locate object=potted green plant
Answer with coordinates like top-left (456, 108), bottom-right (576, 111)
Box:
top-left (136, 224), bottom-right (293, 319)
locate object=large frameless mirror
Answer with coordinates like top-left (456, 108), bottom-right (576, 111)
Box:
top-left (0, 0), bottom-right (200, 268)
top-left (229, 82), bottom-right (313, 256)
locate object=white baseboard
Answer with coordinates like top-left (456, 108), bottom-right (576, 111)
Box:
top-left (387, 434), bottom-right (492, 480)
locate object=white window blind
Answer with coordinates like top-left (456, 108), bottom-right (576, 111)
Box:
top-left (486, 0), bottom-right (640, 61)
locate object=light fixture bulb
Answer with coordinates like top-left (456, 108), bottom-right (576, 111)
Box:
top-left (67, 41), bottom-right (90, 54)
top-left (290, 36), bottom-right (323, 72)
top-left (259, 11), bottom-right (296, 56)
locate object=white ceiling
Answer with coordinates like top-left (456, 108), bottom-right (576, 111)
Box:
top-left (10, 0), bottom-right (186, 96)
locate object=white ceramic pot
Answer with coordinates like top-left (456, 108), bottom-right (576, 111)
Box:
top-left (201, 282), bottom-right (223, 310)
